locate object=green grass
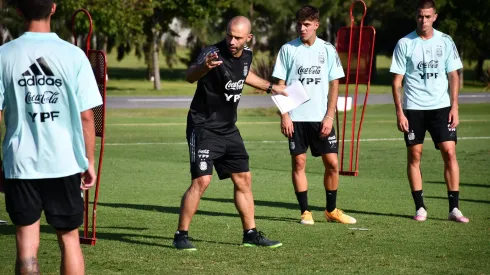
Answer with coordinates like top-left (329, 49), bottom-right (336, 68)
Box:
top-left (1, 104), bottom-right (489, 274)
top-left (104, 50), bottom-right (489, 96)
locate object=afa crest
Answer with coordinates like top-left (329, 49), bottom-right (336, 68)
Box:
top-left (318, 53), bottom-right (325, 64)
top-left (436, 45), bottom-right (443, 58)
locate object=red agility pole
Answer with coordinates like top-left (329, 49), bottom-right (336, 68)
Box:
top-left (335, 0), bottom-right (376, 176)
top-left (72, 9), bottom-right (108, 245)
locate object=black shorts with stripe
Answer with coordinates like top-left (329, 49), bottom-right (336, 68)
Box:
top-left (186, 126), bottom-right (249, 180)
top-left (289, 122), bottom-right (338, 157)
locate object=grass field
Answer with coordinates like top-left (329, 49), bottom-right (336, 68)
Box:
top-left (1, 104), bottom-right (489, 274)
top-left (105, 49), bottom-right (490, 97)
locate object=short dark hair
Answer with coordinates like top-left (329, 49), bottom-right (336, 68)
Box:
top-left (296, 5), bottom-right (319, 22)
top-left (417, 0), bottom-right (437, 12)
top-left (14, 0), bottom-right (54, 21)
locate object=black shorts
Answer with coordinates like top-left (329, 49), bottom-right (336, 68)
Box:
top-left (4, 173), bottom-right (84, 230)
top-left (187, 127), bottom-right (249, 180)
top-left (404, 106), bottom-right (457, 149)
top-left (289, 122), bottom-right (338, 157)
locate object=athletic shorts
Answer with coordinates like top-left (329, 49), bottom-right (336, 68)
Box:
top-left (404, 106), bottom-right (457, 149)
top-left (4, 173), bottom-right (84, 230)
top-left (288, 122), bottom-right (338, 157)
top-left (187, 127), bottom-right (249, 180)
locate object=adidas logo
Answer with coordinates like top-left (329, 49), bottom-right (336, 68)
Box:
top-left (18, 57), bottom-right (62, 87)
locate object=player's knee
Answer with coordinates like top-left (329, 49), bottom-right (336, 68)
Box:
top-left (56, 228), bottom-right (80, 249)
top-left (292, 157), bottom-right (306, 171)
top-left (233, 172), bottom-right (252, 190)
top-left (442, 148), bottom-right (457, 163)
top-left (192, 176), bottom-right (212, 193)
top-left (326, 158), bottom-right (339, 173)
top-left (408, 150), bottom-right (422, 164)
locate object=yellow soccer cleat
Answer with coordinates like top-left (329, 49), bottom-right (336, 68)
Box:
top-left (300, 210), bottom-right (315, 225)
top-left (324, 208), bottom-right (357, 224)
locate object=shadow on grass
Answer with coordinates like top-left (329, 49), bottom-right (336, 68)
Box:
top-left (108, 68), bottom-right (186, 81)
top-left (97, 202), bottom-right (297, 224)
top-left (426, 180), bottom-right (490, 189)
top-left (0, 224), bottom-right (238, 248)
top-left (425, 196), bottom-right (490, 205)
top-left (200, 197), bottom-right (447, 221)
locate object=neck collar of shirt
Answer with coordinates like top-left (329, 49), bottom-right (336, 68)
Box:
top-left (299, 36), bottom-right (318, 48)
top-left (23, 32), bottom-right (59, 39)
top-left (415, 29), bottom-right (437, 42)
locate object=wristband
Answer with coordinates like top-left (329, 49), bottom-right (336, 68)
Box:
top-left (325, 115), bottom-right (335, 121)
top-left (266, 82), bottom-right (273, 94)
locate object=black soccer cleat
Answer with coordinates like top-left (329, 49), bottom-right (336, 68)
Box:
top-left (173, 232), bottom-right (197, 251)
top-left (242, 231), bottom-right (282, 248)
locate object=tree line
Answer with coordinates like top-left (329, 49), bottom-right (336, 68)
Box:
top-left (1, 0), bottom-right (488, 89)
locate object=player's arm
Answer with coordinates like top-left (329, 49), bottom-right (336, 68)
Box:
top-left (81, 109), bottom-right (95, 168)
top-left (392, 74), bottom-right (409, 133)
top-left (447, 70), bottom-right (460, 128)
top-left (80, 108), bottom-right (97, 190)
top-left (185, 51), bottom-right (222, 83)
top-left (390, 39), bottom-right (409, 133)
top-left (326, 79), bottom-right (339, 121)
top-left (320, 44), bottom-right (343, 137)
top-left (275, 79), bottom-right (294, 138)
top-left (245, 71), bottom-right (287, 96)
top-left (318, 79), bottom-right (339, 138)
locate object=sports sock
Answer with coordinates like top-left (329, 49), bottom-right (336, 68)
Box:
top-left (448, 191), bottom-right (459, 212)
top-left (411, 190), bottom-right (426, 211)
top-left (244, 228), bottom-right (258, 238)
top-left (326, 189), bottom-right (338, 212)
top-left (295, 191), bottom-right (309, 214)
top-left (175, 230), bottom-right (188, 237)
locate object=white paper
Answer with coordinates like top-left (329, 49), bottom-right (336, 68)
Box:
top-left (271, 81), bottom-right (310, 114)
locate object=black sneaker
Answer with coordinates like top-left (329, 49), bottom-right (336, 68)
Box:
top-left (242, 231), bottom-right (282, 248)
top-left (173, 232), bottom-right (197, 251)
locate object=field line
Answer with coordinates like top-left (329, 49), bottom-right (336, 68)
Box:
top-left (103, 136), bottom-right (490, 146)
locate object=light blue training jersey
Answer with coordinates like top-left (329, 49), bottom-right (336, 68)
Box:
top-left (390, 29), bottom-right (463, 110)
top-left (0, 32), bottom-right (102, 179)
top-left (272, 37), bottom-right (344, 122)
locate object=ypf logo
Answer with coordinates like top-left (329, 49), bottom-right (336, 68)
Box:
top-left (224, 93), bottom-right (241, 102)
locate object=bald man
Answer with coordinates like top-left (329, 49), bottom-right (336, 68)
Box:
top-left (172, 16), bottom-right (286, 250)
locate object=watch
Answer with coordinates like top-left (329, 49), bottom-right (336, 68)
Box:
top-left (266, 82), bottom-right (273, 94)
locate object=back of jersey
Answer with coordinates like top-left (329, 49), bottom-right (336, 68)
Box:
top-left (0, 32), bottom-right (102, 179)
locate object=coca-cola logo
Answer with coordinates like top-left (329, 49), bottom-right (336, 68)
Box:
top-left (225, 80), bottom-right (244, 91)
top-left (297, 66), bottom-right (321, 75)
top-left (25, 91), bottom-right (60, 104)
top-left (417, 60), bottom-right (439, 70)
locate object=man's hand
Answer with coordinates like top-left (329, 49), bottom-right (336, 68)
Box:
top-left (281, 115), bottom-right (294, 138)
top-left (449, 106), bottom-right (459, 128)
top-left (397, 112), bottom-right (409, 133)
top-left (81, 165), bottom-right (97, 190)
top-left (320, 116), bottom-right (333, 138)
top-left (272, 83), bottom-right (288, 96)
top-left (203, 52), bottom-right (222, 70)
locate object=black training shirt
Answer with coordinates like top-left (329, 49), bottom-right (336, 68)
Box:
top-left (187, 39), bottom-right (253, 135)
